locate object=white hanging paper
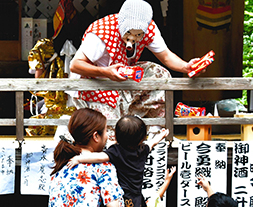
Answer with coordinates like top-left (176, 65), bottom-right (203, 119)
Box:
top-left (20, 140), bottom-right (57, 195)
top-left (142, 141), bottom-right (168, 206)
top-left (0, 141), bottom-right (16, 195)
top-left (178, 141), bottom-right (227, 206)
top-left (232, 141), bottom-right (253, 205)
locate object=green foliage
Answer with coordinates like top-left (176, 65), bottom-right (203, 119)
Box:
top-left (236, 0), bottom-right (253, 106)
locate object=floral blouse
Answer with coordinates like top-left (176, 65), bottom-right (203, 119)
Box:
top-left (48, 162), bottom-right (124, 207)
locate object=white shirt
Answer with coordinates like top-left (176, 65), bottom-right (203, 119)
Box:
top-left (68, 23), bottom-right (167, 98)
top-left (79, 23), bottom-right (167, 67)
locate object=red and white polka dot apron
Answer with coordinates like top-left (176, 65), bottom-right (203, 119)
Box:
top-left (79, 14), bottom-right (155, 108)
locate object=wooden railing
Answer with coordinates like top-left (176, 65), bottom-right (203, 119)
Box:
top-left (1, 77), bottom-right (253, 143)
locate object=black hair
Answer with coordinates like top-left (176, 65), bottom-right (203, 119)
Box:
top-left (115, 115), bottom-right (147, 150)
top-left (208, 193), bottom-right (238, 207)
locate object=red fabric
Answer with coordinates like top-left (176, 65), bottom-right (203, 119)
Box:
top-left (53, 0), bottom-right (77, 38)
top-left (83, 14), bottom-right (155, 66)
top-left (78, 90), bottom-right (119, 108)
top-left (79, 14), bottom-right (155, 108)
top-left (197, 4), bottom-right (231, 14)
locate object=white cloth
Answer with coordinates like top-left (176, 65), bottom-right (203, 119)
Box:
top-left (60, 40), bottom-right (77, 74)
top-left (118, 0), bottom-right (153, 37)
top-left (65, 72), bottom-right (81, 98)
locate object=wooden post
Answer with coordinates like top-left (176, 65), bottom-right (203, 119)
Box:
top-left (165, 90), bottom-right (174, 141)
top-left (16, 91), bottom-right (24, 143)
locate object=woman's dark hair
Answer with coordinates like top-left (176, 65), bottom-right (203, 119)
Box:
top-left (51, 108), bottom-right (106, 175)
top-left (115, 115), bottom-right (147, 150)
top-left (208, 193), bottom-right (238, 207)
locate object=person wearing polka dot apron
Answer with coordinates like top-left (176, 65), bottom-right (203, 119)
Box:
top-left (68, 0), bottom-right (201, 139)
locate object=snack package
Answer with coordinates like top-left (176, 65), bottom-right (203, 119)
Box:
top-left (175, 102), bottom-right (206, 116)
top-left (118, 66), bottom-right (144, 82)
top-left (188, 50), bottom-right (215, 78)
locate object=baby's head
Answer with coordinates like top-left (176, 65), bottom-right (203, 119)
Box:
top-left (115, 115), bottom-right (147, 150)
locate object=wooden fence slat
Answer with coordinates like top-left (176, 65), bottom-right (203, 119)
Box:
top-left (21, 118), bottom-right (166, 126)
top-left (0, 77), bottom-right (253, 91)
top-left (15, 92), bottom-right (24, 142)
top-left (2, 117), bottom-right (253, 126)
top-left (165, 91), bottom-right (174, 141)
top-left (0, 119), bottom-right (16, 126)
top-left (173, 117), bottom-right (253, 125)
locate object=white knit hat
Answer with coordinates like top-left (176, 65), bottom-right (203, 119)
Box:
top-left (118, 0), bottom-right (153, 37)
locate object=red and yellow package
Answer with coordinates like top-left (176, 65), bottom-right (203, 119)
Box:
top-left (175, 102), bottom-right (206, 117)
top-left (118, 66), bottom-right (144, 82)
top-left (188, 50), bottom-right (215, 78)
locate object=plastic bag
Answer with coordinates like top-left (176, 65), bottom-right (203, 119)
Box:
top-left (216, 99), bottom-right (247, 112)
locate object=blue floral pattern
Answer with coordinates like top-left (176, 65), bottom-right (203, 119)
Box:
top-left (48, 162), bottom-right (124, 207)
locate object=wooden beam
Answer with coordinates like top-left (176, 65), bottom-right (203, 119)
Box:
top-left (21, 118), bottom-right (166, 126)
top-left (15, 92), bottom-right (24, 142)
top-left (2, 117), bottom-right (253, 126)
top-left (165, 91), bottom-right (174, 141)
top-left (0, 77), bottom-right (253, 91)
top-left (173, 117), bottom-right (253, 125)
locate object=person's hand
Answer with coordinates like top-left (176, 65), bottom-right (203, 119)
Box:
top-left (155, 128), bottom-right (169, 142)
top-left (67, 156), bottom-right (81, 169)
top-left (186, 58), bottom-right (207, 76)
top-left (156, 166), bottom-right (176, 199)
top-left (147, 128), bottom-right (169, 151)
top-left (102, 63), bottom-right (128, 82)
top-left (166, 166), bottom-right (176, 181)
top-left (197, 174), bottom-right (214, 197)
top-left (160, 128), bottom-right (170, 138)
top-left (197, 174), bottom-right (210, 191)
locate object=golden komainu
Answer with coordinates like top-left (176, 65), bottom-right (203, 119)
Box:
top-left (26, 38), bottom-right (76, 136)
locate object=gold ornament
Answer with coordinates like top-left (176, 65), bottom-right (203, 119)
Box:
top-left (26, 38), bottom-right (76, 136)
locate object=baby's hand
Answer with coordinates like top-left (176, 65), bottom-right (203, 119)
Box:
top-left (160, 128), bottom-right (169, 138)
top-left (67, 156), bottom-right (80, 169)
